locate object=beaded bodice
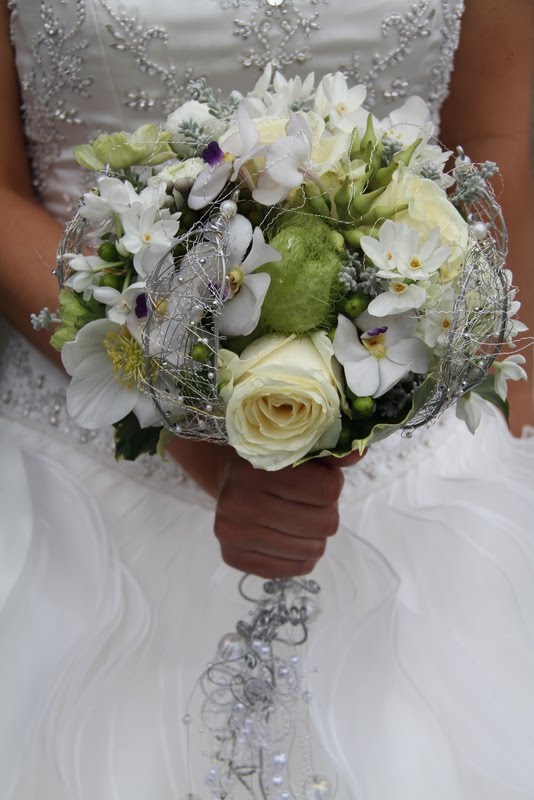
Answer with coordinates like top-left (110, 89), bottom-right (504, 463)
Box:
top-left (8, 0), bottom-right (464, 219)
top-left (1, 0), bottom-right (465, 494)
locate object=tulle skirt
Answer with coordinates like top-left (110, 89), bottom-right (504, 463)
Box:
top-left (1, 407), bottom-right (534, 799)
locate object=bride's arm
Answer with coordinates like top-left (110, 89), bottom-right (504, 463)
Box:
top-left (440, 0), bottom-right (534, 434)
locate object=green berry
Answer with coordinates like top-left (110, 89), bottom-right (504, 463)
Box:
top-left (98, 242), bottom-right (120, 262)
top-left (191, 342), bottom-right (211, 362)
top-left (343, 292), bottom-right (369, 318)
top-left (99, 273), bottom-right (122, 290)
top-left (352, 396), bottom-right (376, 418)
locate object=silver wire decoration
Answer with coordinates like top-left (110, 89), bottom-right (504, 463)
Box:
top-left (404, 149), bottom-right (510, 432)
top-left (193, 577), bottom-right (331, 800)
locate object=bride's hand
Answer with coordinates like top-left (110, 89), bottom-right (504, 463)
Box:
top-left (214, 451), bottom-right (360, 578)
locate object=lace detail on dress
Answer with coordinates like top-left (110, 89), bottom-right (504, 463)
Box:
top-left (427, 0), bottom-right (464, 117)
top-left (225, 0), bottom-right (328, 70)
top-left (341, 1), bottom-right (436, 108)
top-left (13, 0), bottom-right (93, 194)
top-left (96, 0), bottom-right (203, 114)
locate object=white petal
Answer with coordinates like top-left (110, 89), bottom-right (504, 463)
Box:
top-left (253, 175), bottom-right (291, 206)
top-left (66, 352), bottom-right (136, 428)
top-left (367, 284), bottom-right (426, 316)
top-left (219, 273), bottom-right (271, 336)
top-left (188, 163), bottom-right (232, 210)
top-left (387, 337), bottom-right (430, 373)
top-left (93, 286), bottom-right (122, 306)
top-left (227, 214), bottom-right (253, 266)
top-left (360, 236), bottom-right (388, 269)
top-left (375, 358), bottom-right (412, 397)
top-left (344, 356), bottom-right (380, 397)
top-left (265, 136), bottom-right (310, 187)
top-left (61, 319), bottom-right (119, 376)
top-left (241, 227), bottom-right (281, 274)
top-left (236, 101), bottom-right (260, 155)
top-left (333, 315), bottom-right (368, 365)
top-left (132, 393), bottom-right (161, 428)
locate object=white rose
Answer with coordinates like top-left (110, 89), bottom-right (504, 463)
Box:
top-left (156, 158), bottom-right (206, 191)
top-left (166, 100), bottom-right (218, 133)
top-left (219, 332), bottom-right (344, 470)
top-left (379, 169), bottom-right (469, 282)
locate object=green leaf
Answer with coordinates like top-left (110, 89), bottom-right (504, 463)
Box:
top-left (113, 412), bottom-right (162, 461)
top-left (473, 375), bottom-right (510, 425)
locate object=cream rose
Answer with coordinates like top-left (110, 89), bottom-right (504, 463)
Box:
top-left (219, 332), bottom-right (344, 470)
top-left (157, 158), bottom-right (206, 191)
top-left (379, 169), bottom-right (469, 282)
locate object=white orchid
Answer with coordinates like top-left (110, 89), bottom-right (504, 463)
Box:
top-left (62, 318), bottom-right (160, 430)
top-left (119, 204), bottom-right (180, 277)
top-left (456, 390), bottom-right (493, 434)
top-left (379, 95), bottom-right (434, 148)
top-left (361, 220), bottom-right (450, 282)
top-left (333, 312), bottom-right (430, 398)
top-left (64, 254), bottom-right (110, 300)
top-left (219, 215), bottom-right (280, 336)
top-left (188, 102), bottom-right (266, 210)
top-left (493, 354), bottom-right (528, 401)
top-left (314, 73), bottom-right (367, 133)
top-left (92, 281), bottom-right (147, 341)
top-left (253, 113), bottom-right (314, 205)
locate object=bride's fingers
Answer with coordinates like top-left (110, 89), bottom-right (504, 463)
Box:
top-left (215, 518), bottom-right (328, 561)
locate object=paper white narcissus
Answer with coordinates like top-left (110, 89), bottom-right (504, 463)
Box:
top-left (62, 318), bottom-right (160, 429)
top-left (119, 204), bottom-right (181, 278)
top-left (333, 312), bottom-right (430, 398)
top-left (493, 354), bottom-right (528, 401)
top-left (64, 254), bottom-right (110, 300)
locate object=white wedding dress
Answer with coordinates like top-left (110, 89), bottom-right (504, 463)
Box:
top-left (2, 2), bottom-right (534, 798)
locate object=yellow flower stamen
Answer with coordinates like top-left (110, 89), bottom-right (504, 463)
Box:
top-left (386, 251), bottom-right (394, 261)
top-left (409, 257), bottom-right (422, 270)
top-left (391, 282), bottom-right (407, 294)
top-left (143, 232), bottom-right (152, 243)
top-left (441, 318), bottom-right (452, 330)
top-left (227, 267), bottom-right (245, 295)
top-left (362, 333), bottom-right (387, 359)
top-left (104, 328), bottom-right (146, 389)
top-left (335, 102), bottom-right (348, 115)
top-left (223, 152), bottom-right (236, 165)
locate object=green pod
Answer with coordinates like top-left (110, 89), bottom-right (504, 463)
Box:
top-left (349, 130), bottom-right (361, 161)
top-left (342, 291), bottom-right (369, 318)
top-left (343, 226), bottom-right (379, 248)
top-left (329, 229), bottom-right (346, 254)
top-left (394, 137), bottom-right (422, 167)
top-left (373, 161), bottom-right (399, 188)
top-left (360, 114), bottom-right (377, 154)
top-left (304, 184), bottom-right (330, 217)
top-left (349, 186), bottom-right (386, 216)
top-left (360, 202), bottom-right (409, 226)
top-left (334, 176), bottom-right (353, 219)
top-left (352, 395), bottom-right (376, 418)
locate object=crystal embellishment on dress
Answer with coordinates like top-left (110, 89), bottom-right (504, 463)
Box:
top-left (222, 0), bottom-right (330, 70)
top-left (12, 0), bottom-right (92, 193)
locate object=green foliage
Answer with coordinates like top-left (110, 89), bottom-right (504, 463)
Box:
top-left (50, 289), bottom-right (105, 352)
top-left (113, 412), bottom-right (162, 461)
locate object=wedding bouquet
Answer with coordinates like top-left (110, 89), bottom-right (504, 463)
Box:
top-left (35, 66), bottom-right (527, 798)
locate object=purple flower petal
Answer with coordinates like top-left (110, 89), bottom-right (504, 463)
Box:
top-left (363, 326), bottom-right (388, 338)
top-left (135, 293), bottom-right (148, 319)
top-left (202, 141), bottom-right (224, 166)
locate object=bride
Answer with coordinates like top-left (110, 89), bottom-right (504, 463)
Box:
top-left (1, 1), bottom-right (534, 798)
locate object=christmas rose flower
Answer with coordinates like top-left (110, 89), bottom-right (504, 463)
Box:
top-left (219, 332), bottom-right (344, 470)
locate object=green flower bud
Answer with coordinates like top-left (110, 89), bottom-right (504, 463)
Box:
top-left (394, 138), bottom-right (422, 167)
top-left (303, 183), bottom-right (330, 217)
top-left (191, 342), bottom-right (211, 362)
top-left (360, 202), bottom-right (409, 226)
top-left (349, 130), bottom-right (361, 161)
top-left (99, 273), bottom-right (122, 290)
top-left (352, 396), bottom-right (376, 418)
top-left (98, 242), bottom-right (120, 263)
top-left (343, 292), bottom-right (369, 318)
top-left (329, 230), bottom-right (346, 254)
top-left (74, 125), bottom-right (174, 172)
top-left (343, 226), bottom-right (379, 248)
top-left (334, 176), bottom-right (353, 219)
top-left (360, 114), bottom-right (377, 154)
top-left (373, 161), bottom-right (399, 188)
top-left (349, 186), bottom-right (386, 217)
